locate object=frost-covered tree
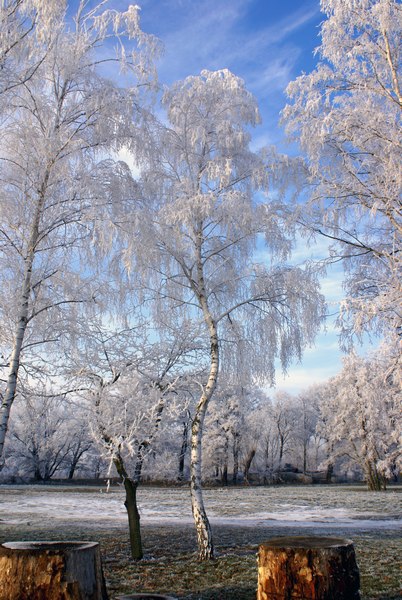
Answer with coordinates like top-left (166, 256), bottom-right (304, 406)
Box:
top-left (204, 381), bottom-right (255, 484)
top-left (269, 392), bottom-right (298, 472)
top-left (0, 1), bottom-right (159, 462)
top-left (292, 391), bottom-right (320, 474)
top-left (135, 69), bottom-right (325, 559)
top-left (283, 0), bottom-right (402, 343)
top-left (245, 391), bottom-right (299, 482)
top-left (296, 386), bottom-right (328, 474)
top-left (318, 350), bottom-right (401, 490)
top-left (5, 386), bottom-right (91, 481)
top-left (71, 318), bottom-right (202, 560)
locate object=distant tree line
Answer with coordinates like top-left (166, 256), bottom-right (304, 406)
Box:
top-left (2, 345), bottom-right (400, 493)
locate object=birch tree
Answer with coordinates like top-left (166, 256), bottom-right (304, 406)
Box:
top-left (283, 0), bottom-right (402, 344)
top-left (0, 1), bottom-right (159, 463)
top-left (135, 69), bottom-right (325, 559)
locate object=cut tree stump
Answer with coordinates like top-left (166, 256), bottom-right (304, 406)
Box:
top-left (257, 536), bottom-right (360, 600)
top-left (0, 541), bottom-right (108, 600)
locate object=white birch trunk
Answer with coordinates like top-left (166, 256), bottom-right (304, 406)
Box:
top-left (0, 189), bottom-right (45, 462)
top-left (190, 322), bottom-right (218, 560)
top-left (189, 229), bottom-right (219, 560)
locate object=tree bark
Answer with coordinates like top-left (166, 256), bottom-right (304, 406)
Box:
top-left (232, 432), bottom-right (240, 484)
top-left (0, 541), bottom-right (108, 600)
top-left (257, 536), bottom-right (360, 600)
top-left (113, 455), bottom-right (143, 560)
top-left (189, 229), bottom-right (219, 560)
top-left (243, 448), bottom-right (256, 484)
top-left (123, 477), bottom-right (143, 560)
top-left (178, 417), bottom-right (189, 481)
top-left (365, 461), bottom-right (387, 491)
top-left (190, 398), bottom-right (215, 561)
top-left (325, 463), bottom-right (333, 483)
top-left (0, 184), bottom-right (47, 462)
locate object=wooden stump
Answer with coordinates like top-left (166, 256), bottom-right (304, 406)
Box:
top-left (257, 536), bottom-right (360, 600)
top-left (0, 541), bottom-right (108, 600)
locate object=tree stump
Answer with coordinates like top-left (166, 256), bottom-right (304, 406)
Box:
top-left (0, 541), bottom-right (108, 600)
top-left (257, 536), bottom-right (360, 600)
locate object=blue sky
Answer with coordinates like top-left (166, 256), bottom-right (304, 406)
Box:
top-left (136, 0), bottom-right (360, 394)
top-left (82, 0), bottom-right (376, 394)
top-left (138, 0), bottom-right (322, 149)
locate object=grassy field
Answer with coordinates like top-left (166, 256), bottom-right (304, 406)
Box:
top-left (0, 485), bottom-right (401, 599)
top-left (1, 521), bottom-right (401, 599)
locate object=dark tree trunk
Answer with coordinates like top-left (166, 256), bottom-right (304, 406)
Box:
top-left (68, 462), bottom-right (78, 480)
top-left (68, 446), bottom-right (90, 480)
top-left (113, 455), bottom-right (143, 560)
top-left (303, 440), bottom-right (308, 474)
top-left (123, 477), bottom-right (143, 560)
top-left (243, 448), bottom-right (256, 484)
top-left (0, 541), bottom-right (108, 600)
top-left (257, 536), bottom-right (360, 600)
top-left (232, 433), bottom-right (240, 484)
top-left (221, 435), bottom-right (229, 485)
top-left (178, 418), bottom-right (189, 482)
top-left (325, 463), bottom-right (333, 483)
top-left (366, 462), bottom-right (387, 491)
top-left (221, 462), bottom-right (228, 485)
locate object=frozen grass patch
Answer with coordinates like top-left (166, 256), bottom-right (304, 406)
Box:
top-left (0, 484), bottom-right (401, 599)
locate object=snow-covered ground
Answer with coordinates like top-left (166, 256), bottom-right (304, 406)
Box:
top-left (0, 484), bottom-right (401, 531)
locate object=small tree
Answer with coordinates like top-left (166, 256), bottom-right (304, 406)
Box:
top-left (72, 319), bottom-right (202, 560)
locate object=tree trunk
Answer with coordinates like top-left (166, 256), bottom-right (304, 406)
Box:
top-left (325, 463), bottom-right (333, 483)
top-left (116, 595), bottom-right (176, 599)
top-left (232, 432), bottom-right (240, 484)
top-left (123, 477), bottom-right (143, 560)
top-left (257, 536), bottom-right (360, 600)
top-left (189, 244), bottom-right (219, 560)
top-left (178, 418), bottom-right (189, 482)
top-left (113, 455), bottom-right (143, 560)
top-left (221, 435), bottom-right (229, 485)
top-left (68, 445), bottom-right (90, 480)
top-left (243, 448), bottom-right (256, 484)
top-left (0, 541), bottom-right (108, 600)
top-left (303, 439), bottom-right (308, 474)
top-left (190, 401), bottom-right (215, 561)
top-left (366, 462), bottom-right (387, 491)
top-left (221, 462), bottom-right (228, 485)
top-left (0, 186), bottom-right (46, 462)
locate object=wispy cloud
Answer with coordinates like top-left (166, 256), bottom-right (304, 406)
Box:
top-left (139, 0), bottom-right (320, 89)
top-left (274, 363), bottom-right (340, 394)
